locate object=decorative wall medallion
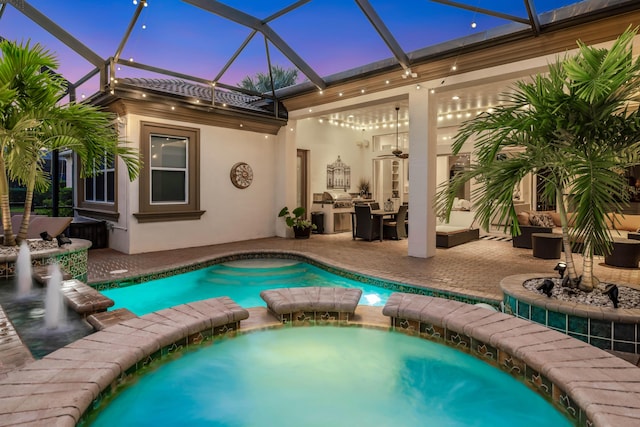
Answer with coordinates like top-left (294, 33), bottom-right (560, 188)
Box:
top-left (230, 162), bottom-right (253, 189)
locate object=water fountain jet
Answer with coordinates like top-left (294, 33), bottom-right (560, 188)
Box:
top-left (16, 241), bottom-right (33, 299)
top-left (44, 264), bottom-right (66, 329)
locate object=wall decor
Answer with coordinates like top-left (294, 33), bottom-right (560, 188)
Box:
top-left (326, 156), bottom-right (350, 190)
top-left (230, 162), bottom-right (253, 189)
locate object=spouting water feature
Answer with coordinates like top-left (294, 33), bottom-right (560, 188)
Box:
top-left (16, 241), bottom-right (33, 299)
top-left (44, 264), bottom-right (66, 329)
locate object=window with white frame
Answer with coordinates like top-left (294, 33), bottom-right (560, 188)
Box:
top-left (150, 135), bottom-right (188, 204)
top-left (84, 153), bottom-right (115, 203)
top-left (134, 121), bottom-right (203, 223)
top-left (76, 151), bottom-right (119, 221)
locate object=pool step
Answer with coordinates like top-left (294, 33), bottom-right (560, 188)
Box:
top-left (60, 279), bottom-right (114, 317)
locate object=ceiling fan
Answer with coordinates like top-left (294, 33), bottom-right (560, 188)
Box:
top-left (378, 107), bottom-right (408, 159)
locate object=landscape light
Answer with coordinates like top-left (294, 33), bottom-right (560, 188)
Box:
top-left (604, 284), bottom-right (619, 308)
top-left (537, 279), bottom-right (554, 297)
top-left (554, 262), bottom-right (567, 279)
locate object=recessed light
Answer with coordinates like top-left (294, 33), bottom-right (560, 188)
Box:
top-left (452, 95), bottom-right (460, 100)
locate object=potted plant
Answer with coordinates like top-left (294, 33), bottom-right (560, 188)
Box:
top-left (278, 206), bottom-right (317, 239)
top-left (358, 178), bottom-right (370, 198)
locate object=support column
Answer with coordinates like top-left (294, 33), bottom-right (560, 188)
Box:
top-left (275, 120), bottom-right (298, 237)
top-left (408, 87), bottom-right (437, 258)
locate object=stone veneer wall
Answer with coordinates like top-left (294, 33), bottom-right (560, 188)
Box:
top-left (0, 239), bottom-right (91, 282)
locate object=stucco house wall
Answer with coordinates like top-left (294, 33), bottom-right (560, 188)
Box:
top-left (109, 113), bottom-right (280, 254)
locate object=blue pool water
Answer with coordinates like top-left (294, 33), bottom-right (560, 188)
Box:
top-left (102, 259), bottom-right (394, 315)
top-left (88, 327), bottom-right (572, 426)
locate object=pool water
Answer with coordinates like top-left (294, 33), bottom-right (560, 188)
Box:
top-left (102, 259), bottom-right (394, 315)
top-left (87, 327), bottom-right (572, 427)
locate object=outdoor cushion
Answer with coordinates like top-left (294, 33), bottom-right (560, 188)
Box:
top-left (516, 211), bottom-right (529, 225)
top-left (529, 212), bottom-right (554, 228)
top-left (26, 216), bottom-right (73, 239)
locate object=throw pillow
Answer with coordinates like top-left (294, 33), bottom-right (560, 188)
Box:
top-left (529, 213), bottom-right (555, 228)
top-left (516, 211), bottom-right (529, 225)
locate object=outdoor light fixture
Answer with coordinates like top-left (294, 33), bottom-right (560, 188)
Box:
top-left (56, 234), bottom-right (72, 247)
top-left (554, 262), bottom-right (567, 279)
top-left (537, 279), bottom-right (554, 297)
top-left (604, 284), bottom-right (619, 308)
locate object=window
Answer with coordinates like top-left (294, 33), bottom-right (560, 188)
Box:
top-left (150, 135), bottom-right (187, 204)
top-left (76, 152), bottom-right (119, 221)
top-left (373, 132), bottom-right (408, 153)
top-left (134, 122), bottom-right (204, 223)
top-left (85, 154), bottom-right (115, 203)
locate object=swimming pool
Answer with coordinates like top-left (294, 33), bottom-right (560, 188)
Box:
top-left (87, 326), bottom-right (572, 426)
top-left (102, 259), bottom-right (394, 315)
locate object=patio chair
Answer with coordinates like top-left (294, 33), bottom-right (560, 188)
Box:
top-left (383, 204), bottom-right (408, 240)
top-left (353, 205), bottom-right (381, 241)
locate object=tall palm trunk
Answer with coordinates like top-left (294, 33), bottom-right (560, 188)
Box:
top-left (16, 161), bottom-right (38, 243)
top-left (0, 155), bottom-right (15, 246)
top-left (556, 191), bottom-right (578, 282)
top-left (579, 242), bottom-right (596, 292)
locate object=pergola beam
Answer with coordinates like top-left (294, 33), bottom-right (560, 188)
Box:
top-left (183, 0), bottom-right (326, 90)
top-left (5, 0), bottom-right (103, 67)
top-left (212, 30), bottom-right (257, 84)
top-left (355, 0), bottom-right (411, 72)
top-left (183, 0), bottom-right (326, 89)
top-left (523, 0), bottom-right (541, 35)
top-left (430, 0), bottom-right (530, 26)
top-left (113, 0), bottom-right (147, 63)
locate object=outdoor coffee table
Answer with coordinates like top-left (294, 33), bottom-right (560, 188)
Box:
top-left (604, 238), bottom-right (640, 268)
top-left (531, 232), bottom-right (562, 259)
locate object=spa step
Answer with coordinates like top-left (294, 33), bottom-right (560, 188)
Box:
top-left (60, 279), bottom-right (115, 316)
top-left (32, 265), bottom-right (72, 285)
top-left (87, 308), bottom-right (138, 331)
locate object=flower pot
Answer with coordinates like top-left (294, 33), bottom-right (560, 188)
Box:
top-left (293, 226), bottom-right (312, 239)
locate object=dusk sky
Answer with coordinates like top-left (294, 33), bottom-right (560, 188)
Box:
top-left (1, 1), bottom-right (577, 96)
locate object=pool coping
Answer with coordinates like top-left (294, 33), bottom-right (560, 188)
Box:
top-left (0, 294), bottom-right (639, 426)
top-left (91, 249), bottom-right (501, 307)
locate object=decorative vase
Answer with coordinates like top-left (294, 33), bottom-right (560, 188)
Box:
top-left (293, 226), bottom-right (312, 239)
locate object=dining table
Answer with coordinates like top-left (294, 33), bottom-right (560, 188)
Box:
top-left (351, 208), bottom-right (398, 242)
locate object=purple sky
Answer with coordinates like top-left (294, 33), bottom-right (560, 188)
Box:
top-left (1, 0), bottom-right (577, 96)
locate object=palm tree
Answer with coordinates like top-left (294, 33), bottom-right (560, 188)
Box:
top-left (239, 65), bottom-right (298, 93)
top-left (0, 40), bottom-right (141, 246)
top-left (436, 27), bottom-right (640, 291)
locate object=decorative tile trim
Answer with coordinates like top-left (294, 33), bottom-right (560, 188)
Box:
top-left (0, 244), bottom-right (89, 282)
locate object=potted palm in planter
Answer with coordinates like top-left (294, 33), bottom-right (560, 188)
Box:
top-left (278, 206), bottom-right (317, 239)
top-left (436, 27), bottom-right (640, 292)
